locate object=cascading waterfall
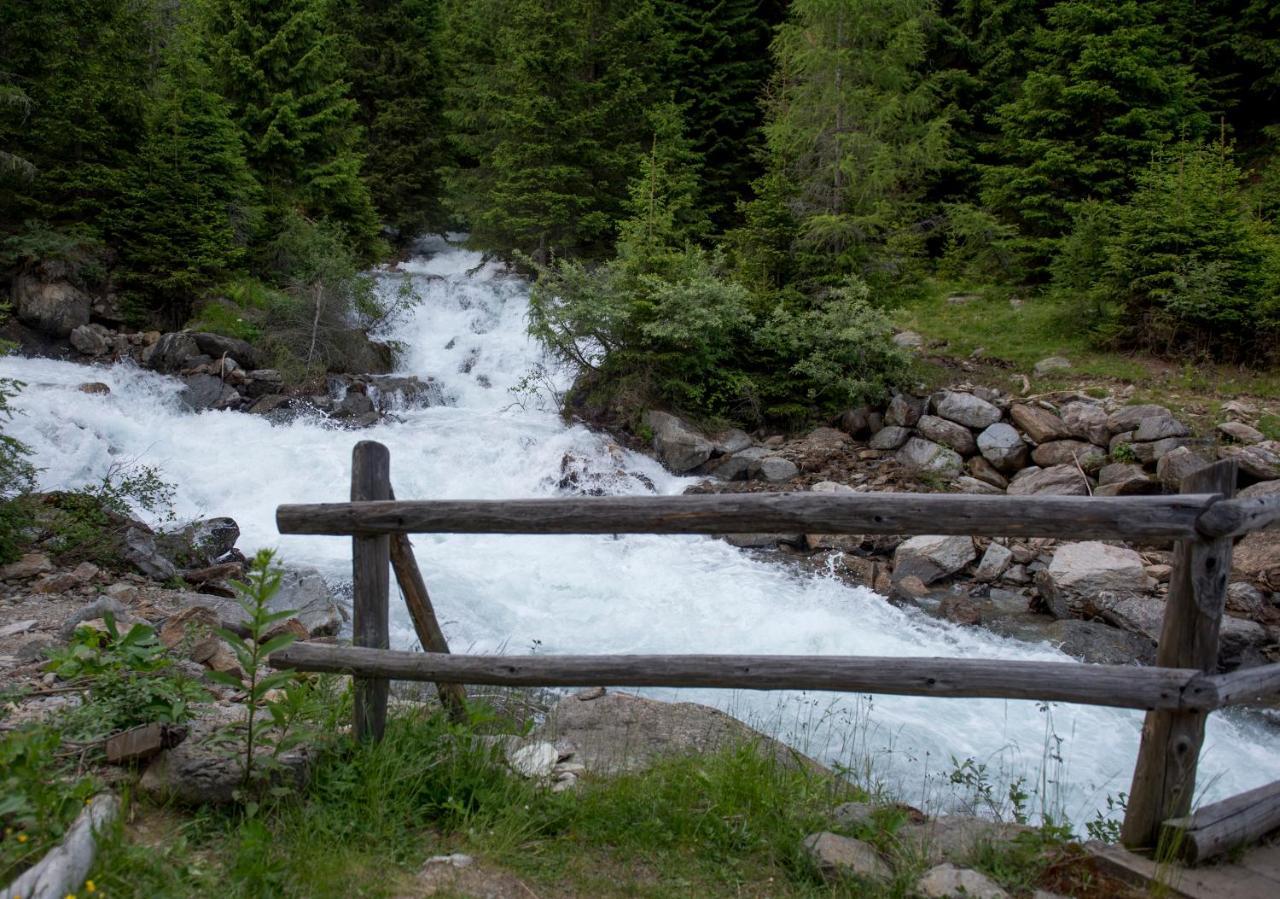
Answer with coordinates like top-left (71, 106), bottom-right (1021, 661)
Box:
top-left (3, 235), bottom-right (1277, 827)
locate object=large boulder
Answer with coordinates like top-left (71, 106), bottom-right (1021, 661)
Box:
top-left (140, 716), bottom-right (309, 805)
top-left (755, 455), bottom-right (799, 483)
top-left (896, 438), bottom-right (963, 478)
top-left (869, 426), bottom-right (913, 450)
top-left (1218, 441), bottom-right (1280, 481)
top-left (69, 323), bottom-right (113, 356)
top-left (916, 864), bottom-right (1009, 899)
top-left (893, 535), bottom-right (976, 585)
top-left (1009, 404), bottom-right (1071, 444)
top-left (191, 332), bottom-right (259, 369)
top-left (1134, 415), bottom-right (1190, 442)
top-left (12, 270), bottom-right (92, 336)
top-left (644, 411), bottom-right (714, 473)
top-left (967, 456), bottom-right (1008, 489)
top-left (916, 415), bottom-right (977, 455)
top-left (1218, 421), bottom-right (1264, 445)
top-left (1107, 404), bottom-right (1172, 434)
top-left (179, 374), bottom-right (241, 411)
top-left (1060, 401), bottom-right (1110, 446)
top-left (1156, 446), bottom-right (1209, 489)
top-left (1006, 464), bottom-right (1090, 496)
top-left (1233, 531), bottom-right (1280, 591)
top-left (804, 833), bottom-right (891, 881)
top-left (181, 566), bottom-right (342, 636)
top-left (976, 423), bottom-right (1029, 473)
top-left (885, 394), bottom-right (926, 428)
top-left (158, 517), bottom-right (241, 569)
top-left (1030, 439), bottom-right (1104, 470)
top-left (1039, 542), bottom-right (1147, 619)
top-left (148, 332), bottom-right (203, 373)
top-left (935, 392), bottom-right (1001, 429)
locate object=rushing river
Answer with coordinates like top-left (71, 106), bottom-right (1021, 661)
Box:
top-left (2, 237), bottom-right (1277, 826)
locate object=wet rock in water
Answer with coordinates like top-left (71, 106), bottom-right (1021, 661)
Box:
top-left (78, 382), bottom-right (111, 395)
top-left (893, 535), bottom-right (976, 585)
top-left (1042, 619), bottom-right (1155, 666)
top-left (1218, 421), bottom-right (1264, 445)
top-left (1039, 541), bottom-right (1147, 619)
top-left (803, 832), bottom-right (892, 881)
top-left (896, 437), bottom-right (963, 478)
top-left (1060, 401), bottom-right (1110, 446)
top-left (243, 369), bottom-right (284, 399)
top-left (1106, 404), bottom-right (1173, 435)
top-left (886, 393), bottom-right (925, 428)
top-left (1033, 356), bottom-right (1070, 376)
top-left (935, 392), bottom-right (1002, 429)
top-left (1010, 404), bottom-right (1071, 444)
top-left (916, 415), bottom-right (977, 455)
top-left (1006, 464), bottom-right (1090, 496)
top-left (869, 425), bottom-right (913, 450)
top-left (939, 594), bottom-right (982, 625)
top-left (180, 374), bottom-right (241, 411)
top-left (147, 332), bottom-right (202, 373)
top-left (1218, 441), bottom-right (1280, 481)
top-left (977, 423), bottom-right (1029, 473)
top-left (644, 410), bottom-right (714, 473)
top-left (1156, 446), bottom-right (1209, 489)
top-left (917, 864), bottom-right (1009, 899)
top-left (723, 533), bottom-right (799, 549)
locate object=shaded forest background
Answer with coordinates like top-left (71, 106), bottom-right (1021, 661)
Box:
top-left (2, 0), bottom-right (1278, 426)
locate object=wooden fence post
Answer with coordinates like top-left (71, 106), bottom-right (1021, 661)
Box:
top-left (351, 440), bottom-right (391, 741)
top-left (1121, 459), bottom-right (1237, 851)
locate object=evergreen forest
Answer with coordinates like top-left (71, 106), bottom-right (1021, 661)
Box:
top-left (3, 0), bottom-right (1279, 427)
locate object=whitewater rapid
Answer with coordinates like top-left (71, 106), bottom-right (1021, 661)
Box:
top-left (2, 237), bottom-right (1276, 826)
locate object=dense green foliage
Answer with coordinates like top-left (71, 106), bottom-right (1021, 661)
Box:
top-left (3, 0), bottom-right (1279, 421)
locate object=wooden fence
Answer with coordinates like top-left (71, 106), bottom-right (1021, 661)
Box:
top-left (271, 440), bottom-right (1280, 862)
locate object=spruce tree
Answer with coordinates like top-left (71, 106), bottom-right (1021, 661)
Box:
top-left (335, 0), bottom-right (448, 239)
top-left (108, 45), bottom-right (259, 324)
top-left (981, 0), bottom-right (1206, 272)
top-left (753, 0), bottom-right (951, 291)
top-left (203, 0), bottom-right (381, 259)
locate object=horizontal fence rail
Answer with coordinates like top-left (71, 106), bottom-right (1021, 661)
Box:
top-left (269, 644), bottom-right (1224, 711)
top-left (277, 492), bottom-right (1221, 540)
top-left (1195, 493), bottom-right (1280, 538)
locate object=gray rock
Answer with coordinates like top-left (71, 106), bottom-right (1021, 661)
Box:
top-left (803, 832), bottom-right (891, 880)
top-left (69, 323), bottom-right (113, 356)
top-left (1040, 541), bottom-right (1147, 619)
top-left (60, 596), bottom-right (130, 640)
top-left (644, 411), bottom-right (714, 473)
top-left (936, 392), bottom-right (1002, 429)
top-left (755, 455), bottom-right (799, 483)
top-left (159, 517), bottom-right (240, 568)
top-left (893, 535), bottom-right (976, 585)
top-left (191, 332), bottom-right (259, 369)
top-left (1031, 439), bottom-right (1104, 470)
top-left (917, 415), bottom-right (977, 455)
top-left (1240, 479), bottom-right (1280, 501)
top-left (897, 438), bottom-right (963, 478)
top-left (893, 330), bottom-right (924, 348)
top-left (967, 456), bottom-right (1008, 488)
top-left (1134, 415), bottom-right (1190, 442)
top-left (956, 476), bottom-right (1003, 495)
top-left (712, 446), bottom-right (767, 481)
top-left (1109, 430), bottom-right (1137, 454)
top-left (12, 271), bottom-right (91, 336)
top-left (1060, 401), bottom-right (1110, 446)
top-left (122, 524), bottom-right (178, 580)
top-left (1234, 530), bottom-right (1280, 591)
top-left (1010, 404), bottom-right (1071, 443)
top-left (869, 425), bottom-right (913, 450)
top-left (895, 816), bottom-right (1033, 867)
top-left (977, 423), bottom-right (1029, 473)
top-left (1033, 356), bottom-right (1071, 376)
top-left (840, 405), bottom-right (874, 437)
top-left (244, 369), bottom-right (285, 399)
top-left (811, 480), bottom-right (856, 494)
top-left (183, 566), bottom-right (341, 636)
top-left (712, 428), bottom-right (753, 455)
top-left (1217, 421), bottom-right (1264, 445)
top-left (1006, 464), bottom-right (1090, 496)
top-left (1218, 441), bottom-right (1280, 480)
top-left (179, 374), bottom-right (241, 411)
top-left (886, 394), bottom-right (925, 428)
top-left (831, 801), bottom-right (876, 828)
top-left (723, 533), bottom-right (801, 548)
top-left (1043, 619), bottom-right (1155, 666)
top-left (507, 742), bottom-right (559, 779)
top-left (1098, 462), bottom-right (1146, 486)
top-left (1227, 582), bottom-right (1267, 618)
top-left (333, 390), bottom-right (376, 418)
top-left (140, 716), bottom-right (309, 805)
top-left (1156, 446), bottom-right (1209, 489)
top-left (916, 864), bottom-right (1009, 899)
top-left (1107, 404), bottom-right (1173, 434)
top-left (974, 543), bottom-right (1013, 582)
top-left (149, 332), bottom-right (202, 373)
top-left (1132, 436), bottom-right (1191, 464)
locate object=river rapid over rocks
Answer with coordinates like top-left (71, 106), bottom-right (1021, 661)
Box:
top-left (3, 236), bottom-right (1278, 827)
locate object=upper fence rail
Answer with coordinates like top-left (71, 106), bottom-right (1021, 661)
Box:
top-left (274, 491), bottom-right (1271, 540)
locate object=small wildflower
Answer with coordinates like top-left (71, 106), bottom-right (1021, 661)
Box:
top-left (17, 832), bottom-right (28, 843)
top-left (85, 881), bottom-right (97, 893)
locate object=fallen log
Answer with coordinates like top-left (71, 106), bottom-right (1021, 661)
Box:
top-left (1, 793), bottom-right (118, 899)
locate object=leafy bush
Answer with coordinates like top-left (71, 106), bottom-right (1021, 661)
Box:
top-left (1080, 143), bottom-right (1280, 361)
top-left (0, 364), bottom-right (35, 564)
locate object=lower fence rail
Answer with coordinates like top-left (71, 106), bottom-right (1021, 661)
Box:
top-left (1162, 780), bottom-right (1280, 864)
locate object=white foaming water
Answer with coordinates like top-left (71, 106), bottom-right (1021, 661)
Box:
top-left (3, 238), bottom-right (1277, 825)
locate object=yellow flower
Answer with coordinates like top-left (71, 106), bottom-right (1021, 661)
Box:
top-left (64, 894), bottom-right (76, 899)
top-left (16, 832), bottom-right (28, 843)
top-left (85, 881), bottom-right (97, 893)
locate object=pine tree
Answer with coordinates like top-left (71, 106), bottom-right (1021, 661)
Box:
top-left (981, 0), bottom-right (1206, 272)
top-left (335, 0), bottom-right (448, 239)
top-left (443, 0), bottom-right (673, 260)
top-left (108, 44), bottom-right (259, 324)
top-left (752, 0), bottom-right (951, 291)
top-left (203, 0), bottom-right (381, 259)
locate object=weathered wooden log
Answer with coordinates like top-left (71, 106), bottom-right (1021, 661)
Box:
top-left (2, 793), bottom-right (118, 899)
top-left (1162, 779), bottom-right (1280, 864)
top-left (1195, 493), bottom-right (1280, 538)
top-left (1122, 461), bottom-right (1237, 852)
top-left (351, 441), bottom-right (391, 741)
top-left (277, 493), bottom-right (1217, 540)
top-left (269, 644), bottom-right (1215, 711)
top-left (1203, 662), bottom-right (1280, 707)
top-left (389, 530), bottom-right (468, 723)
